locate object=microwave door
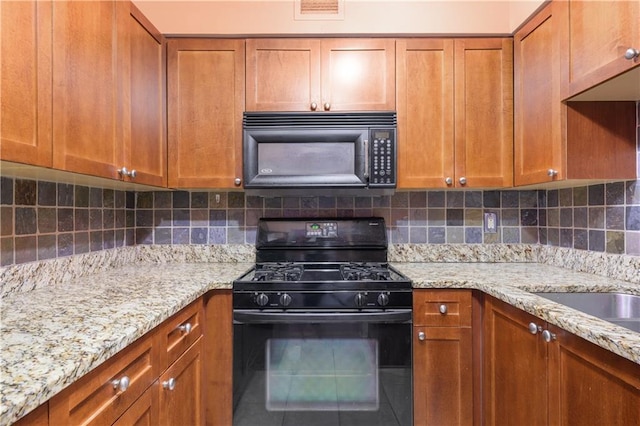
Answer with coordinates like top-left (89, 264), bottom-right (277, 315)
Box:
top-left (244, 129), bottom-right (368, 188)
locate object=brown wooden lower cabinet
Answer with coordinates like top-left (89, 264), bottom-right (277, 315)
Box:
top-left (413, 290), bottom-right (474, 425)
top-left (159, 337), bottom-right (204, 426)
top-left (112, 385), bottom-right (159, 426)
top-left (484, 295), bottom-right (640, 426)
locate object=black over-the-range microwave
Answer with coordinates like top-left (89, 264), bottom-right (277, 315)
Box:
top-left (242, 111), bottom-right (397, 196)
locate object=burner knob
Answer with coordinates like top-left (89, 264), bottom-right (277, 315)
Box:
top-left (377, 293), bottom-right (390, 307)
top-left (280, 293), bottom-right (292, 307)
top-left (354, 293), bottom-right (367, 308)
top-left (255, 293), bottom-right (269, 307)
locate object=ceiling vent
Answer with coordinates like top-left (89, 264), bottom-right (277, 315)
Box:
top-left (295, 0), bottom-right (344, 20)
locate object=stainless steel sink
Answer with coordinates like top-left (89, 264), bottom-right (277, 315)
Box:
top-left (534, 292), bottom-right (640, 332)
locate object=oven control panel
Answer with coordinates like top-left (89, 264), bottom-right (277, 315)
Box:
top-left (233, 290), bottom-right (413, 310)
top-left (305, 222), bottom-right (337, 238)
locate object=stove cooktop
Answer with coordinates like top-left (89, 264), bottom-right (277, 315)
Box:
top-left (233, 217), bottom-right (412, 310)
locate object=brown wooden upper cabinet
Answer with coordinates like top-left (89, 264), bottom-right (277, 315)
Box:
top-left (51, 1), bottom-right (166, 186)
top-left (167, 39), bottom-right (245, 189)
top-left (0, 0), bottom-right (52, 167)
top-left (246, 38), bottom-right (395, 112)
top-left (559, 0), bottom-right (640, 99)
top-left (396, 38), bottom-right (513, 189)
top-left (514, 2), bottom-right (637, 187)
top-left (124, 3), bottom-right (167, 187)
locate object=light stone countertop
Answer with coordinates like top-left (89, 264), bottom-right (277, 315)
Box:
top-left (0, 262), bottom-right (251, 426)
top-left (395, 262), bottom-right (640, 365)
top-left (1, 256), bottom-right (640, 425)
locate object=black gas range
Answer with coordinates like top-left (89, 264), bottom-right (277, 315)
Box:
top-left (232, 218), bottom-right (413, 425)
top-left (233, 217), bottom-right (413, 312)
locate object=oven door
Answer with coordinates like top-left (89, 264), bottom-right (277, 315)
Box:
top-left (232, 310), bottom-right (412, 426)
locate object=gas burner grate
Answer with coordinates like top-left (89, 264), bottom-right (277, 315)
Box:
top-left (340, 262), bottom-right (392, 281)
top-left (253, 263), bottom-right (304, 282)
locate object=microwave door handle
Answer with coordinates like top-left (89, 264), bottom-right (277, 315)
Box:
top-left (363, 139), bottom-right (369, 179)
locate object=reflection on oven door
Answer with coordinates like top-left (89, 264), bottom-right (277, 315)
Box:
top-left (266, 338), bottom-right (378, 411)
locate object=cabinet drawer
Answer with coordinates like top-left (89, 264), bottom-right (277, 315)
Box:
top-left (161, 299), bottom-right (204, 367)
top-left (50, 332), bottom-right (160, 426)
top-left (413, 290), bottom-right (472, 327)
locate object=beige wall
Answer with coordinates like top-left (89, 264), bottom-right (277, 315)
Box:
top-left (133, 0), bottom-right (546, 36)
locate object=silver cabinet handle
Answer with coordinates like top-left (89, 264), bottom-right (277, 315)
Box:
top-left (178, 322), bottom-right (192, 334)
top-left (112, 376), bottom-right (130, 392)
top-left (528, 322), bottom-right (541, 334)
top-left (459, 177), bottom-right (467, 185)
top-left (234, 177), bottom-right (242, 186)
top-left (439, 304), bottom-right (448, 315)
top-left (445, 177), bottom-right (453, 185)
top-left (118, 167), bottom-right (136, 180)
top-left (542, 329), bottom-right (556, 343)
top-left (310, 102), bottom-right (318, 111)
top-left (418, 331), bottom-right (425, 341)
top-left (547, 169), bottom-right (558, 177)
top-left (162, 378), bottom-right (176, 391)
top-left (624, 48), bottom-right (639, 60)
top-left (323, 102), bottom-right (331, 111)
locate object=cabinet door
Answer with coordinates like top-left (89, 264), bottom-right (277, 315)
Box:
top-left (483, 296), bottom-right (548, 426)
top-left (167, 39), bottom-right (245, 188)
top-left (0, 0), bottom-right (52, 167)
top-left (560, 0), bottom-right (640, 97)
top-left (547, 324), bottom-right (640, 425)
top-left (321, 39), bottom-right (395, 111)
top-left (514, 3), bottom-right (564, 186)
top-left (113, 385), bottom-right (159, 426)
top-left (246, 39), bottom-right (321, 111)
top-left (52, 0), bottom-right (124, 179)
top-left (413, 327), bottom-right (473, 426)
top-left (454, 39), bottom-right (513, 188)
top-left (159, 338), bottom-right (204, 426)
top-left (123, 3), bottom-right (167, 187)
top-left (396, 39), bottom-right (454, 189)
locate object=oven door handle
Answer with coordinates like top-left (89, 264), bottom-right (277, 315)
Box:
top-left (233, 310), bottom-right (412, 324)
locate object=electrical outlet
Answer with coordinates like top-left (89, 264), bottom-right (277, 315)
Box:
top-left (484, 212), bottom-right (498, 233)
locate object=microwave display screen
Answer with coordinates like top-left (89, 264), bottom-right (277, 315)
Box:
top-left (258, 142), bottom-right (355, 176)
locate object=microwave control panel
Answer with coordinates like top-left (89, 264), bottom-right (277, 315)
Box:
top-left (369, 129), bottom-right (396, 186)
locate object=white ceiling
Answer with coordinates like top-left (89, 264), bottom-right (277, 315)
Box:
top-left (132, 0), bottom-right (547, 36)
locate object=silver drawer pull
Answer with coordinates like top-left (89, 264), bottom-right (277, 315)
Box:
top-left (178, 322), bottom-right (192, 334)
top-left (542, 329), bottom-right (557, 343)
top-left (438, 304), bottom-right (448, 315)
top-left (418, 331), bottom-right (425, 341)
top-left (528, 322), bottom-right (541, 334)
top-left (163, 378), bottom-right (176, 391)
top-left (112, 376), bottom-right (130, 392)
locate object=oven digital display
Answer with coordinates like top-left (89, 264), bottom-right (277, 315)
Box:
top-left (305, 222), bottom-right (338, 238)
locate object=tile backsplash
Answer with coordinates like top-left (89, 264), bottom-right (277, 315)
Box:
top-left (0, 177), bottom-right (136, 266)
top-left (2, 179), bottom-right (639, 267)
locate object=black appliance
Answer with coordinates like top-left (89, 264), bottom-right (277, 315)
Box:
top-left (242, 112), bottom-right (397, 197)
top-left (233, 217), bottom-right (412, 426)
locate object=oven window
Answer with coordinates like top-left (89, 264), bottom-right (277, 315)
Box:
top-left (266, 338), bottom-right (378, 411)
top-left (233, 321), bottom-right (412, 426)
top-left (258, 142), bottom-right (355, 176)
